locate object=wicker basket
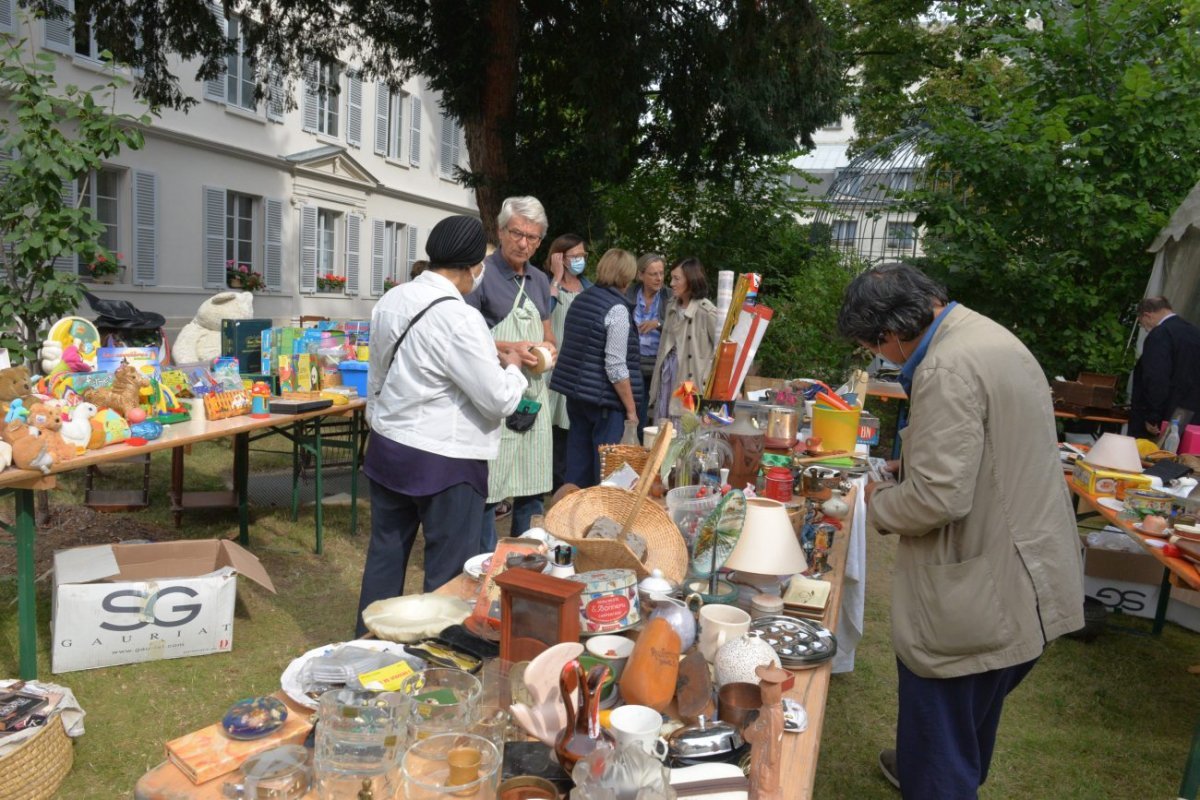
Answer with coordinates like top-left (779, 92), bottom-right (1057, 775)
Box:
top-left (545, 486), bottom-right (688, 584)
top-left (599, 444), bottom-right (650, 481)
top-left (0, 713), bottom-right (73, 800)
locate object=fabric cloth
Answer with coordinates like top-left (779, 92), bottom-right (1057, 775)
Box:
top-left (832, 474), bottom-right (868, 674)
top-left (483, 280), bottom-right (552, 504)
top-left (466, 249), bottom-right (552, 327)
top-left (648, 296), bottom-right (721, 419)
top-left (1129, 313), bottom-right (1200, 437)
top-left (898, 301), bottom-right (958, 398)
top-left (627, 283), bottom-right (669, 357)
top-left (564, 397), bottom-right (628, 488)
top-left (357, 479), bottom-right (484, 636)
top-left (868, 304), bottom-right (1084, 679)
top-left (367, 270), bottom-right (526, 460)
top-left (547, 277), bottom-right (592, 429)
top-left (364, 429), bottom-right (486, 499)
top-left (895, 656), bottom-right (1038, 799)
top-left (550, 285), bottom-right (643, 411)
top-left (425, 214), bottom-right (487, 269)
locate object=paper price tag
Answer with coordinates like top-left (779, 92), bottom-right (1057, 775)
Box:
top-left (356, 660), bottom-right (415, 691)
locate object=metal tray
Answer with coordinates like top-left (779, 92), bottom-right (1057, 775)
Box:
top-left (750, 615), bottom-right (837, 668)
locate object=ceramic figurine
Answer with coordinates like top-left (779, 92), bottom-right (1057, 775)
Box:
top-left (821, 490), bottom-right (850, 520)
top-left (60, 402), bottom-right (98, 453)
top-left (745, 665), bottom-right (790, 800)
top-left (554, 659), bottom-right (615, 772)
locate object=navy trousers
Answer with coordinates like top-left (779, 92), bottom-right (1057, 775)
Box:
top-left (356, 478), bottom-right (484, 636)
top-left (896, 655), bottom-right (1038, 799)
top-left (564, 397), bottom-right (627, 488)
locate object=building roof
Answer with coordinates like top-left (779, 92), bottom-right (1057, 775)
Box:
top-left (791, 142), bottom-right (851, 173)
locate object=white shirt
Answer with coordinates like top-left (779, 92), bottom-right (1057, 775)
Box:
top-left (368, 271), bottom-right (527, 460)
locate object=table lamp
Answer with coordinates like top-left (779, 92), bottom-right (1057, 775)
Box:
top-left (723, 498), bottom-right (809, 583)
top-left (1084, 433), bottom-right (1143, 474)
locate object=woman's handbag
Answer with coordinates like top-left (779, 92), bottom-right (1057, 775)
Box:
top-left (506, 397), bottom-right (541, 432)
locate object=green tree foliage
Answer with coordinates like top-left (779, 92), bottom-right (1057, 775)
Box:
top-left (599, 155), bottom-right (859, 385)
top-left (0, 39), bottom-right (148, 365)
top-left (21, 0), bottom-right (845, 239)
top-left (907, 0), bottom-right (1200, 379)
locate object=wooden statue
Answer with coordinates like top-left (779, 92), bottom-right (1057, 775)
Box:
top-left (745, 664), bottom-right (790, 800)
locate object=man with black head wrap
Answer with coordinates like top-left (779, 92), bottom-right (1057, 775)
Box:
top-left (356, 215), bottom-right (528, 635)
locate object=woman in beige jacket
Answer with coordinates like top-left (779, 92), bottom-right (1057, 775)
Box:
top-left (647, 257), bottom-right (721, 422)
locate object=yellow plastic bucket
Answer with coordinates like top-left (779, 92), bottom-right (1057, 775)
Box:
top-left (811, 405), bottom-right (861, 453)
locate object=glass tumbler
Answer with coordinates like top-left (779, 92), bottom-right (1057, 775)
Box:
top-left (469, 707), bottom-right (511, 763)
top-left (314, 688), bottom-right (410, 800)
top-left (400, 668), bottom-right (483, 742)
top-left (402, 733), bottom-right (501, 800)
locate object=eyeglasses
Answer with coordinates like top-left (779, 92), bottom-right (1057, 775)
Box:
top-left (505, 228), bottom-right (543, 245)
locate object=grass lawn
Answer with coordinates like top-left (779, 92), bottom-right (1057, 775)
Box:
top-left (1, 436), bottom-right (1197, 798)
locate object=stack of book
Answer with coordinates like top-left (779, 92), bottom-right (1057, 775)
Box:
top-left (0, 682), bottom-right (60, 735)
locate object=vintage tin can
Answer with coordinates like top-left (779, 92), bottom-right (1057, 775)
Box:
top-left (763, 466), bottom-right (794, 503)
top-left (569, 569), bottom-right (640, 634)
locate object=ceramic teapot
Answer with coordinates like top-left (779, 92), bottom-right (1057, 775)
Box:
top-left (715, 630), bottom-right (781, 688)
top-left (648, 593), bottom-right (701, 652)
top-left (822, 490), bottom-right (850, 520)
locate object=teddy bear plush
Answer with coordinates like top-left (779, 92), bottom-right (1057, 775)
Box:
top-left (173, 291), bottom-right (255, 364)
top-left (24, 401), bottom-right (75, 461)
top-left (0, 365), bottom-right (38, 414)
top-left (1, 420), bottom-right (54, 474)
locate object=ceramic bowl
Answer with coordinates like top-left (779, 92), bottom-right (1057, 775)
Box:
top-left (585, 635), bottom-right (635, 680)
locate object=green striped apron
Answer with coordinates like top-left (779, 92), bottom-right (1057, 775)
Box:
top-left (488, 280), bottom-right (552, 502)
top-left (547, 287), bottom-right (580, 429)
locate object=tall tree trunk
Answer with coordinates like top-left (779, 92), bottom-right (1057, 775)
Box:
top-left (470, 0), bottom-right (519, 242)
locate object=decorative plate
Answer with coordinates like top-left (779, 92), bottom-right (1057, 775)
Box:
top-left (221, 696), bottom-right (288, 740)
top-left (749, 615), bottom-right (837, 668)
top-left (464, 552), bottom-right (494, 580)
top-left (1132, 523), bottom-right (1171, 538)
top-left (280, 639), bottom-right (413, 709)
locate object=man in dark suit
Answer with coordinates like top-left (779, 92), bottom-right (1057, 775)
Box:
top-left (1129, 296), bottom-right (1200, 438)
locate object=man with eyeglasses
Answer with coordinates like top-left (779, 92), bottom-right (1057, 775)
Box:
top-left (1129, 295), bottom-right (1200, 440)
top-left (466, 196), bottom-right (558, 546)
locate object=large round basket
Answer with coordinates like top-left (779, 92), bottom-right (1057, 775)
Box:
top-left (0, 714), bottom-right (73, 800)
top-left (545, 486), bottom-right (688, 584)
top-left (598, 444), bottom-right (649, 481)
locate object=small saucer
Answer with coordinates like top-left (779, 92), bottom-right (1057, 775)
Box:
top-left (221, 696), bottom-right (287, 740)
top-left (1133, 522), bottom-right (1171, 538)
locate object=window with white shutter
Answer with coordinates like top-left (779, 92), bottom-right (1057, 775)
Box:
top-left (409, 96), bottom-right (422, 166)
top-left (301, 61), bottom-right (319, 133)
top-left (299, 205), bottom-right (318, 292)
top-left (43, 0), bottom-right (73, 55)
top-left (0, 0), bottom-right (17, 34)
top-left (371, 218), bottom-right (386, 295)
top-left (345, 213), bottom-right (361, 295)
top-left (131, 170), bottom-right (158, 286)
top-left (264, 198), bottom-right (283, 290)
top-left (74, 167), bottom-right (120, 277)
top-left (439, 112), bottom-right (462, 180)
top-left (346, 72), bottom-right (363, 148)
top-left (406, 225), bottom-right (419, 283)
top-left (225, 15), bottom-right (256, 111)
top-left (266, 67), bottom-right (285, 123)
top-left (202, 186), bottom-right (227, 289)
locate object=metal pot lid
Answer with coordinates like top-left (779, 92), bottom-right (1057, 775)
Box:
top-left (750, 615), bottom-right (838, 667)
top-left (667, 716), bottom-right (744, 758)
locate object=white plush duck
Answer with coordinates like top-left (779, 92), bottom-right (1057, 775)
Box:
top-left (60, 402), bottom-right (98, 453)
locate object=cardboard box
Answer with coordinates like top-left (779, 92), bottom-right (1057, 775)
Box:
top-left (51, 540), bottom-right (275, 673)
top-left (1052, 372), bottom-right (1118, 409)
top-left (1082, 538), bottom-right (1200, 633)
top-left (1071, 461), bottom-right (1153, 499)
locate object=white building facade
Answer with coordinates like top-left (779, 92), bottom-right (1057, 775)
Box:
top-left (2, 1), bottom-right (478, 331)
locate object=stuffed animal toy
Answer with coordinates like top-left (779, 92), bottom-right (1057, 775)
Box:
top-left (0, 365), bottom-right (37, 414)
top-left (1, 420), bottom-right (54, 474)
top-left (84, 364), bottom-right (148, 417)
top-left (173, 291), bottom-right (255, 364)
top-left (0, 440), bottom-right (11, 471)
top-left (24, 401), bottom-right (75, 461)
top-left (60, 402), bottom-right (98, 453)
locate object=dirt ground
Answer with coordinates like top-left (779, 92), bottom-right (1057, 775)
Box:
top-left (0, 502), bottom-right (170, 579)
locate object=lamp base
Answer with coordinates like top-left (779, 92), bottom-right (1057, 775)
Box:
top-left (685, 577), bottom-right (739, 606)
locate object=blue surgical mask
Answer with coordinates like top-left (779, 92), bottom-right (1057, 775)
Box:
top-left (471, 262), bottom-right (486, 292)
top-left (568, 256), bottom-right (586, 275)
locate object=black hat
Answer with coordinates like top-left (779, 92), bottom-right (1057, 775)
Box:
top-left (425, 215), bottom-right (486, 269)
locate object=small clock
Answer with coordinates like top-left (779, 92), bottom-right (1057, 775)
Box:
top-left (493, 569), bottom-right (584, 664)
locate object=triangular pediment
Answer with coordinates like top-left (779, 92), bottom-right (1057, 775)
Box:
top-left (283, 146), bottom-right (378, 188)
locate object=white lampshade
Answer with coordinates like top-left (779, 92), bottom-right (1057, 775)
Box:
top-left (723, 497), bottom-right (808, 577)
top-left (1084, 433), bottom-right (1143, 474)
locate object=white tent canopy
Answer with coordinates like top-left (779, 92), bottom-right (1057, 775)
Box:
top-left (1146, 181), bottom-right (1200, 325)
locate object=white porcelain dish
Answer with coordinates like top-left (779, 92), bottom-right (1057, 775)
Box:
top-left (360, 594), bottom-right (472, 642)
top-left (1097, 497), bottom-right (1126, 513)
top-left (464, 552), bottom-right (494, 580)
top-left (280, 639), bottom-right (411, 709)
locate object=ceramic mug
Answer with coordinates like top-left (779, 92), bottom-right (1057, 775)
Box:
top-left (608, 704), bottom-right (669, 761)
top-left (698, 604), bottom-right (751, 663)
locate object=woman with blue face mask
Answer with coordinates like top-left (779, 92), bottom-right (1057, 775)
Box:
top-left (543, 234), bottom-right (593, 490)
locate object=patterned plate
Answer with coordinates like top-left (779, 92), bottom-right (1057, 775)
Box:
top-left (221, 696), bottom-right (288, 740)
top-left (749, 615), bottom-right (837, 668)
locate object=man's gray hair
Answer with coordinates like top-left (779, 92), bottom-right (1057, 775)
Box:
top-left (498, 196), bottom-right (548, 233)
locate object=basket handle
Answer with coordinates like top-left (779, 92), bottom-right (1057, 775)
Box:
top-left (619, 424), bottom-right (675, 541)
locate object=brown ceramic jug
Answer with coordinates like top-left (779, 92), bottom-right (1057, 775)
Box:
top-left (617, 617), bottom-right (682, 712)
top-left (554, 659), bottom-right (615, 772)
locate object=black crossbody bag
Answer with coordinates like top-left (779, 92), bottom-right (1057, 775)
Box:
top-left (374, 296), bottom-right (455, 397)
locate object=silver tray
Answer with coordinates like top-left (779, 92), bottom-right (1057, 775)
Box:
top-left (750, 615), bottom-right (837, 668)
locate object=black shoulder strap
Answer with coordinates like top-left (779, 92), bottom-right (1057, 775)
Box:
top-left (376, 295), bottom-right (455, 396)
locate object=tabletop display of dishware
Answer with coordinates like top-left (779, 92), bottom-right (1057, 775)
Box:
top-left (698, 604), bottom-right (752, 663)
top-left (313, 688), bottom-right (410, 800)
top-left (608, 704), bottom-right (669, 761)
top-left (749, 615), bottom-right (837, 668)
top-left (400, 668), bottom-right (483, 742)
top-left (666, 716), bottom-right (744, 763)
top-left (469, 707), bottom-right (511, 764)
top-left (401, 732), bottom-right (501, 800)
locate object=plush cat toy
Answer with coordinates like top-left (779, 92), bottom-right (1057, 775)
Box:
top-left (1, 420), bottom-right (54, 474)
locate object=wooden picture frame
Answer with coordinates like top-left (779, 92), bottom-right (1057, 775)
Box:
top-left (494, 569), bottom-right (584, 664)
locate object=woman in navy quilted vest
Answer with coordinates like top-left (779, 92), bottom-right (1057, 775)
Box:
top-left (549, 249), bottom-right (642, 488)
